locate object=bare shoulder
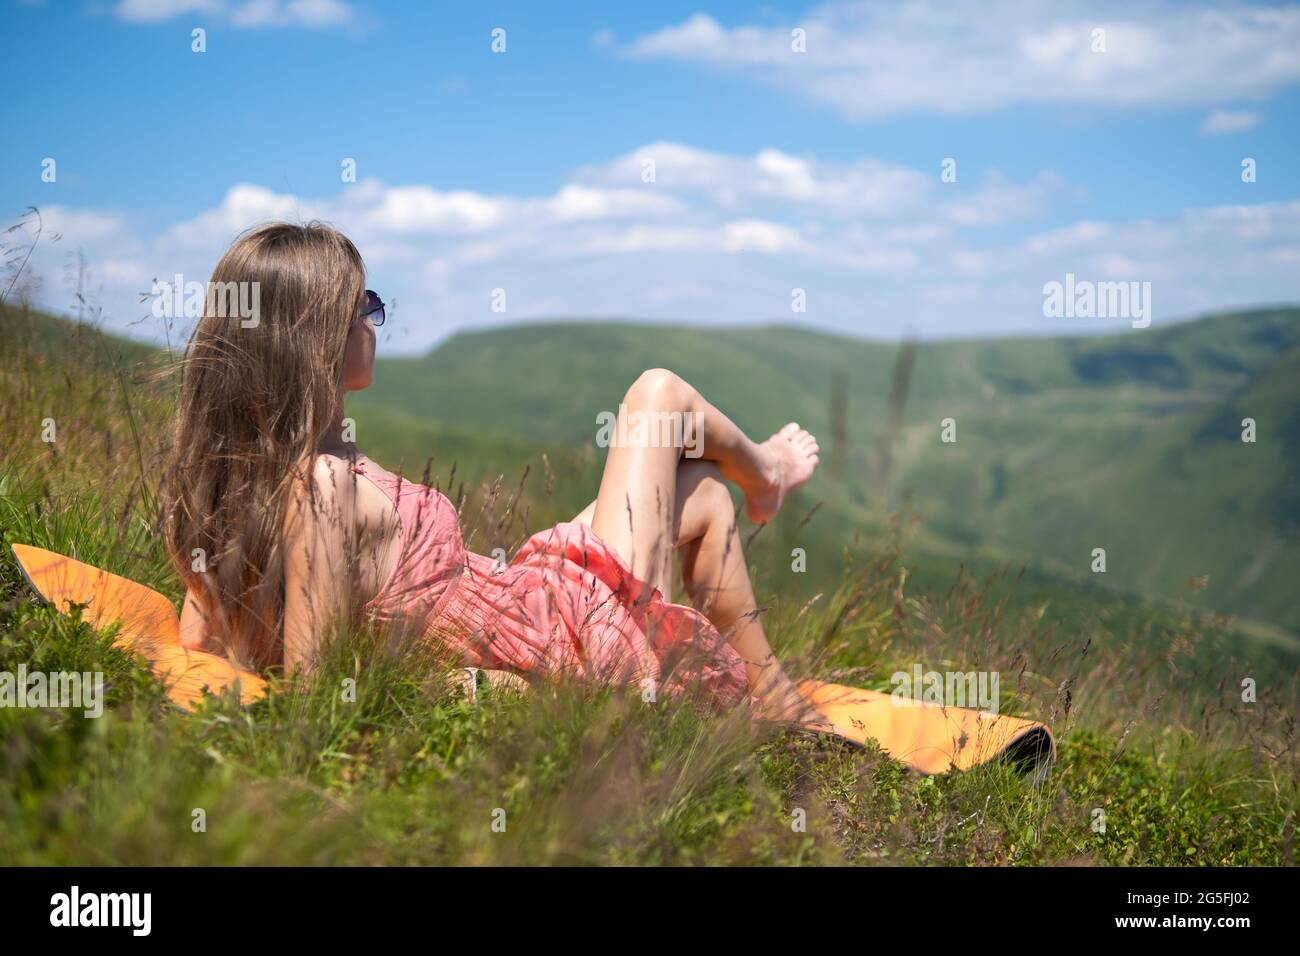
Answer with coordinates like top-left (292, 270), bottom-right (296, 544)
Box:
top-left (309, 453), bottom-right (360, 502)
top-left (284, 452), bottom-right (359, 537)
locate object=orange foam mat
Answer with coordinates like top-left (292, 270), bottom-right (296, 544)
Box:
top-left (10, 543), bottom-right (266, 710)
top-left (796, 678), bottom-right (1056, 779)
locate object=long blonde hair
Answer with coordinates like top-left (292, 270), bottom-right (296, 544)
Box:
top-left (161, 221), bottom-right (367, 668)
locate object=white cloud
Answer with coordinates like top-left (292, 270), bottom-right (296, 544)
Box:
top-left (575, 141), bottom-right (932, 217)
top-left (114, 0), bottom-right (358, 29)
top-left (722, 219), bottom-right (805, 254)
top-left (352, 181), bottom-right (681, 238)
top-left (38, 206), bottom-right (125, 243)
top-left (541, 184), bottom-right (681, 224)
top-left (362, 186), bottom-right (512, 236)
top-left (162, 183), bottom-right (309, 247)
top-left (945, 171), bottom-right (1063, 227)
top-left (942, 201), bottom-right (1300, 298)
top-left (621, 1), bottom-right (1300, 119)
top-left (1201, 108), bottom-right (1263, 135)
top-left (14, 144), bottom-right (1299, 348)
top-left (115, 0), bottom-right (221, 21)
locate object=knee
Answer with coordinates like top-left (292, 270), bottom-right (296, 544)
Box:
top-left (695, 469), bottom-right (735, 522)
top-left (625, 367), bottom-right (690, 409)
top-left (681, 472), bottom-right (738, 579)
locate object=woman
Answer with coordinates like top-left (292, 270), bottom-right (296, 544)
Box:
top-left (161, 222), bottom-right (840, 734)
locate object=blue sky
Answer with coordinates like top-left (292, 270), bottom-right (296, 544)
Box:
top-left (3, 0), bottom-right (1299, 352)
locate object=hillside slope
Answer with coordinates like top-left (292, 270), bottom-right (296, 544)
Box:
top-left (352, 308), bottom-right (1300, 639)
top-left (5, 304), bottom-right (1295, 656)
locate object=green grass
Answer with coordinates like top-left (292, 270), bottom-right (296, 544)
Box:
top-left (1, 303), bottom-right (1296, 865)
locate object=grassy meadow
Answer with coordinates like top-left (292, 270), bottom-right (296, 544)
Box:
top-left (0, 300), bottom-right (1297, 865)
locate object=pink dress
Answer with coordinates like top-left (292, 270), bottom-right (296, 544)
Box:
top-left (350, 454), bottom-right (752, 710)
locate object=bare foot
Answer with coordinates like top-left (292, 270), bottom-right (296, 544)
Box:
top-left (743, 422), bottom-right (820, 524)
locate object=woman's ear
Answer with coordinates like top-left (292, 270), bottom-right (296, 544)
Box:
top-left (340, 319), bottom-right (375, 391)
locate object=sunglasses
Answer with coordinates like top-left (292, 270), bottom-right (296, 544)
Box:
top-left (359, 289), bottom-right (386, 327)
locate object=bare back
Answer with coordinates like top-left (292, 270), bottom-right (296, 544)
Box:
top-left (179, 450), bottom-right (402, 671)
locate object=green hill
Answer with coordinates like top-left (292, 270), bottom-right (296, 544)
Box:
top-left (350, 308), bottom-right (1300, 647)
top-left (6, 303), bottom-right (1297, 659)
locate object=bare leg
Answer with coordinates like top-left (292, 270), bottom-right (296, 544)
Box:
top-left (581, 369), bottom-right (825, 727)
top-left (672, 462), bottom-right (816, 724)
top-left (588, 368), bottom-right (818, 588)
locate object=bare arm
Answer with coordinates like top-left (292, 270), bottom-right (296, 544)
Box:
top-left (282, 457), bottom-right (354, 677)
top-left (179, 588), bottom-right (210, 651)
